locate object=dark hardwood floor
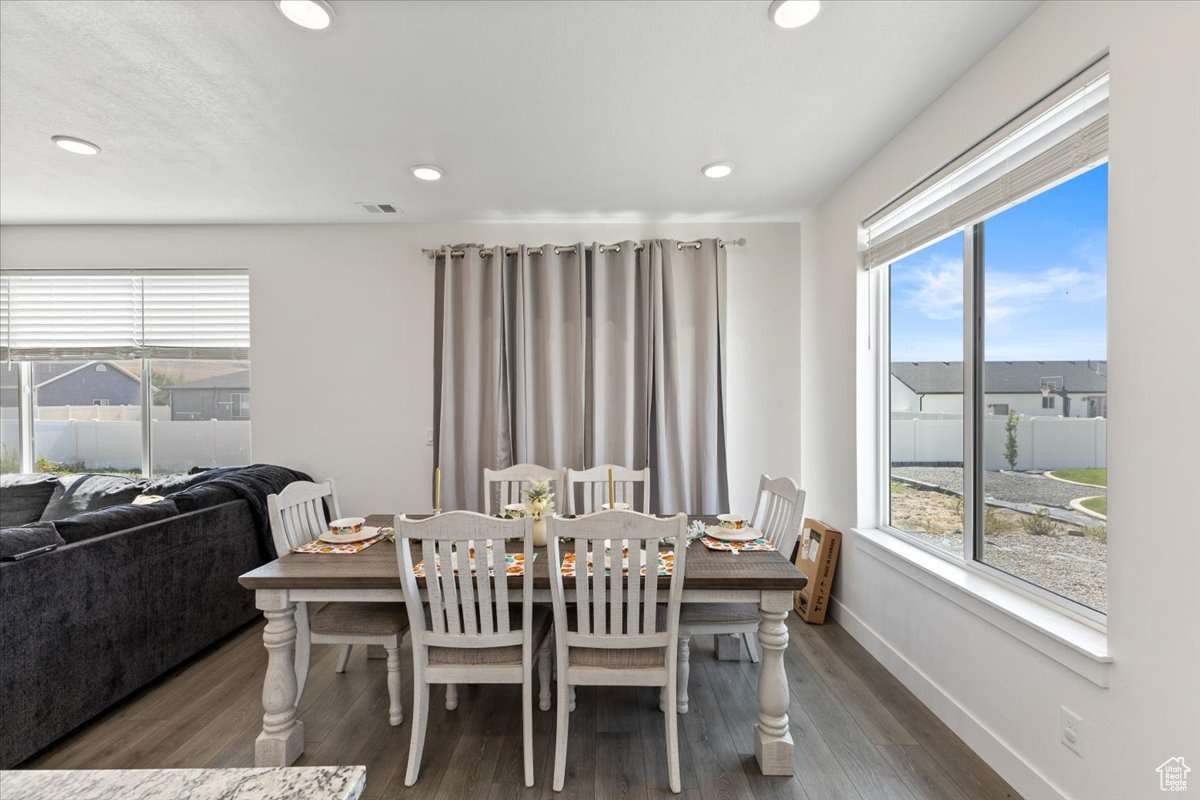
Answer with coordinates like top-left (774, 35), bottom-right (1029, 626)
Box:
top-left (24, 616), bottom-right (1021, 800)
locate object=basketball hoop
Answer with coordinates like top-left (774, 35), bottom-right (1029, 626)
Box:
top-left (1041, 385), bottom-right (1052, 396)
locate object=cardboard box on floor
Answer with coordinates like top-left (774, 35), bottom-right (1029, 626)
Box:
top-left (793, 518), bottom-right (841, 624)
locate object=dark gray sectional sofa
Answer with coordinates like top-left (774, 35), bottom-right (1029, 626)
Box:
top-left (0, 464), bottom-right (309, 767)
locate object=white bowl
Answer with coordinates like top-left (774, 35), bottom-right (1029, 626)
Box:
top-left (717, 513), bottom-right (747, 530)
top-left (329, 516), bottom-right (366, 534)
top-left (503, 503), bottom-right (527, 518)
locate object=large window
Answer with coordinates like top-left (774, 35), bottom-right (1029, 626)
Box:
top-left (0, 272), bottom-right (250, 477)
top-left (888, 233), bottom-right (965, 556)
top-left (871, 62), bottom-right (1109, 617)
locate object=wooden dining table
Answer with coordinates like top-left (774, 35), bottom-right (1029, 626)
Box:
top-left (238, 514), bottom-right (807, 776)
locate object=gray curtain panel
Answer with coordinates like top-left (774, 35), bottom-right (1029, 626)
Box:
top-left (434, 245), bottom-right (509, 511)
top-left (434, 239), bottom-right (728, 514)
top-left (649, 240), bottom-right (729, 515)
top-left (504, 244), bottom-right (587, 472)
top-left (587, 241), bottom-right (652, 471)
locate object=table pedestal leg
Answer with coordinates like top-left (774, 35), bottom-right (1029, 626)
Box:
top-left (754, 590), bottom-right (794, 776)
top-left (255, 589), bottom-right (305, 767)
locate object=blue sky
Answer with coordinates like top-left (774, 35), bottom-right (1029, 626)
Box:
top-left (890, 163), bottom-right (1108, 362)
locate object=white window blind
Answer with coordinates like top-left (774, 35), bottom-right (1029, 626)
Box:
top-left (0, 271), bottom-right (249, 361)
top-left (862, 57), bottom-right (1109, 269)
top-left (142, 273), bottom-right (251, 359)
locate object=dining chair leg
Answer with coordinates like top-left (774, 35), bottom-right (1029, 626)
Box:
top-left (334, 644), bottom-right (352, 674)
top-left (665, 678), bottom-right (681, 793)
top-left (385, 644), bottom-right (404, 726)
top-left (552, 678), bottom-right (570, 792)
top-left (677, 636), bottom-right (691, 714)
top-left (404, 678), bottom-right (429, 786)
top-left (743, 632), bottom-right (761, 663)
top-left (538, 639), bottom-right (553, 711)
top-left (446, 683), bottom-right (458, 710)
top-left (522, 675), bottom-right (535, 787)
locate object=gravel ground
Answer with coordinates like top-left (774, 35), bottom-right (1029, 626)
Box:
top-left (914, 528), bottom-right (1107, 612)
top-left (892, 466), bottom-right (1105, 510)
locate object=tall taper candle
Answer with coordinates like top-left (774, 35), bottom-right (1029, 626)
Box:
top-left (608, 466), bottom-right (615, 508)
top-left (434, 467), bottom-right (442, 512)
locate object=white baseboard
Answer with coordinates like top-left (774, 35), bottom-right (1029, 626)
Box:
top-left (829, 596), bottom-right (1070, 800)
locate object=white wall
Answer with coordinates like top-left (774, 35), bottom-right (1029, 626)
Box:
top-left (802, 3), bottom-right (1200, 799)
top-left (0, 222), bottom-right (802, 518)
top-left (889, 374), bottom-right (920, 412)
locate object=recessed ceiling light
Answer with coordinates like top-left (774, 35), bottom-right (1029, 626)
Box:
top-left (768, 0), bottom-right (821, 29)
top-left (411, 165), bottom-right (443, 181)
top-left (275, 0), bottom-right (335, 31)
top-left (51, 135), bottom-right (101, 155)
top-left (701, 162), bottom-right (734, 179)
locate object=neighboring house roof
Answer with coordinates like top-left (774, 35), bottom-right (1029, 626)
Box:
top-left (891, 360), bottom-right (1107, 394)
top-left (168, 370), bottom-right (250, 391)
top-left (34, 360), bottom-right (140, 389)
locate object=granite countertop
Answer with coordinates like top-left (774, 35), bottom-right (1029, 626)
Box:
top-left (0, 766), bottom-right (366, 800)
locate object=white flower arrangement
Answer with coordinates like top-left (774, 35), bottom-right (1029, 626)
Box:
top-left (523, 480), bottom-right (555, 521)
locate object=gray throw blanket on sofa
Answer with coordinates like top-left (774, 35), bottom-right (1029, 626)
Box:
top-left (193, 464), bottom-right (313, 559)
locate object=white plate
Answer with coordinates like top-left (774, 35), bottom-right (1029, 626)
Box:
top-left (705, 524), bottom-right (762, 543)
top-left (318, 525), bottom-right (380, 544)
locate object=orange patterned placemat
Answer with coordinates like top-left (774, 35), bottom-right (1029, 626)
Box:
top-left (292, 534), bottom-right (387, 554)
top-left (560, 549), bottom-right (675, 577)
top-left (700, 536), bottom-right (776, 552)
top-left (413, 550), bottom-right (534, 578)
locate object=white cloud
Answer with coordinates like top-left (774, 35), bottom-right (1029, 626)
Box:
top-left (895, 260), bottom-right (1106, 325)
top-left (985, 267), bottom-right (1106, 322)
top-left (893, 256), bottom-right (963, 321)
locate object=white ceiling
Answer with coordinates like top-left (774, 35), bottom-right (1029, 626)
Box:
top-left (0, 0), bottom-right (1039, 224)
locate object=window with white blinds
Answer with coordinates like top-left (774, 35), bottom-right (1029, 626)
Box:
top-left (142, 273), bottom-right (250, 359)
top-left (861, 56), bottom-right (1109, 269)
top-left (0, 271), bottom-right (249, 361)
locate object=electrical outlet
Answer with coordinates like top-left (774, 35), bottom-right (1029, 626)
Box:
top-left (425, 428), bottom-right (434, 446)
top-left (1061, 706), bottom-right (1082, 756)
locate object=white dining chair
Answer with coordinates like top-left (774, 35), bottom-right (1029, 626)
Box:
top-left (396, 511), bottom-right (553, 788)
top-left (266, 480), bottom-right (407, 725)
top-left (547, 510), bottom-right (687, 793)
top-left (483, 463), bottom-right (567, 516)
top-left (565, 464), bottom-right (651, 514)
top-left (674, 474), bottom-right (805, 713)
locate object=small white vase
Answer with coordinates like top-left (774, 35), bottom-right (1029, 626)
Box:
top-left (532, 517), bottom-right (547, 547)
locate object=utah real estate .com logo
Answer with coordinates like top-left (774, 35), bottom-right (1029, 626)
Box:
top-left (1157, 757), bottom-right (1190, 792)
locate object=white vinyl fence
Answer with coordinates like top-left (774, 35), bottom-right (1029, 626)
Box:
top-left (0, 417), bottom-right (250, 473)
top-left (891, 413), bottom-right (1106, 470)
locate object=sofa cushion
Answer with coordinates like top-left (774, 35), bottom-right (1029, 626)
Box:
top-left (0, 474), bottom-right (59, 526)
top-left (39, 474), bottom-right (148, 522)
top-left (0, 521), bottom-right (65, 559)
top-left (170, 482), bottom-right (241, 514)
top-left (52, 499), bottom-right (179, 545)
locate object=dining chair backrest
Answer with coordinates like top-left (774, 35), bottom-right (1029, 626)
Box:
top-left (396, 511), bottom-right (535, 653)
top-left (565, 465), bottom-right (651, 515)
top-left (750, 474), bottom-right (806, 557)
top-left (547, 511), bottom-right (687, 648)
top-left (267, 479), bottom-right (342, 553)
top-left (483, 463), bottom-right (567, 516)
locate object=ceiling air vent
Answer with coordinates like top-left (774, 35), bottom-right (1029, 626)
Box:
top-left (357, 203), bottom-right (401, 214)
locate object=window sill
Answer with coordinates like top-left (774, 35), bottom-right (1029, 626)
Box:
top-left (849, 527), bottom-right (1112, 687)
